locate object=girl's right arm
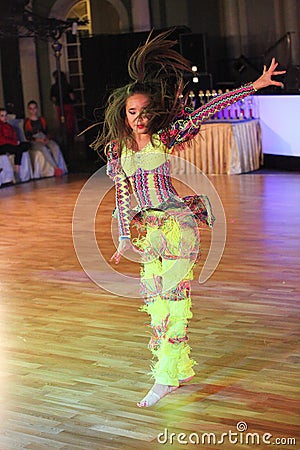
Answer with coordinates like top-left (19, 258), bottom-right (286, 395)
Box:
top-left (106, 142), bottom-right (132, 240)
top-left (107, 142), bottom-right (142, 264)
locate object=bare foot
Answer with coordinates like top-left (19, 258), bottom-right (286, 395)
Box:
top-left (137, 383), bottom-right (178, 408)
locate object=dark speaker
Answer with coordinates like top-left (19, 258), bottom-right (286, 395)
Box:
top-left (0, 37), bottom-right (24, 116)
top-left (81, 27), bottom-right (191, 123)
top-left (285, 65), bottom-right (300, 92)
top-left (0, 0), bottom-right (30, 17)
top-left (179, 33), bottom-right (208, 72)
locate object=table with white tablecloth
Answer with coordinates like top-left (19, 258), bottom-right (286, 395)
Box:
top-left (172, 119), bottom-right (262, 175)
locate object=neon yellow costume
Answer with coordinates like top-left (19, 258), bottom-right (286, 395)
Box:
top-left (107, 84), bottom-right (256, 386)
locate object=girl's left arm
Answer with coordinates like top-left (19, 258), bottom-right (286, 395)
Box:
top-left (190, 58), bottom-right (285, 127)
top-left (159, 58), bottom-right (285, 149)
top-left (159, 83), bottom-right (256, 148)
top-left (189, 83), bottom-right (256, 123)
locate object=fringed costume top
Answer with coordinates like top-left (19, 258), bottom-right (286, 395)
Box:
top-left (106, 83), bottom-right (256, 238)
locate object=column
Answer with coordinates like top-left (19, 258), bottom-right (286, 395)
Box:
top-left (131, 0), bottom-right (151, 32)
top-left (19, 37), bottom-right (41, 111)
top-left (219, 0), bottom-right (242, 59)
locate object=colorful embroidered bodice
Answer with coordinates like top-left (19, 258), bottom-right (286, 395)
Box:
top-left (107, 84), bottom-right (256, 237)
top-left (121, 138), bottom-right (179, 206)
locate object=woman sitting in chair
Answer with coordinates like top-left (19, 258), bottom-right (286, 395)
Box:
top-left (24, 100), bottom-right (67, 176)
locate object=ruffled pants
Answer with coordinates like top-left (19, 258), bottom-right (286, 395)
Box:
top-left (134, 206), bottom-right (200, 386)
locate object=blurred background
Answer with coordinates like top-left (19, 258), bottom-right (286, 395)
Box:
top-left (0, 0), bottom-right (299, 171)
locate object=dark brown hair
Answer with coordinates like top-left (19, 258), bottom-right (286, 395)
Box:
top-left (91, 29), bottom-right (192, 156)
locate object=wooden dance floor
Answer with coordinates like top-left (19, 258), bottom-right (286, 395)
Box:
top-left (0, 171), bottom-right (299, 449)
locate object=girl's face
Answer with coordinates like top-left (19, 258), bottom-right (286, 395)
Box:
top-left (125, 93), bottom-right (150, 135)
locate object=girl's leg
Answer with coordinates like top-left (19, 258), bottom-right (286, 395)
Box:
top-left (138, 259), bottom-right (195, 407)
top-left (137, 256), bottom-right (172, 407)
top-left (147, 269), bottom-right (196, 386)
top-left (137, 213), bottom-right (199, 407)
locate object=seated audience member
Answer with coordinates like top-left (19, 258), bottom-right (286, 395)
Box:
top-left (24, 100), bottom-right (67, 176)
top-left (0, 108), bottom-right (30, 182)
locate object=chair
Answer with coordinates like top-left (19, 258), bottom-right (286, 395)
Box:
top-left (0, 154), bottom-right (14, 186)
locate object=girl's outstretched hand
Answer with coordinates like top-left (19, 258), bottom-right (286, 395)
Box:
top-left (110, 238), bottom-right (141, 264)
top-left (253, 57), bottom-right (286, 91)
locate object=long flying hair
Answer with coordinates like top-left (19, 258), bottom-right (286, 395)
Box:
top-left (91, 29), bottom-right (192, 156)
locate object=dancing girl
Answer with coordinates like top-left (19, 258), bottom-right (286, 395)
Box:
top-left (93, 30), bottom-right (284, 407)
